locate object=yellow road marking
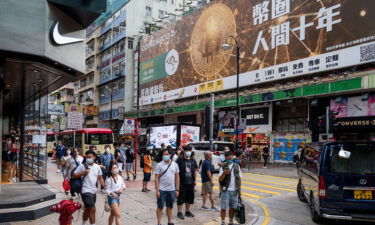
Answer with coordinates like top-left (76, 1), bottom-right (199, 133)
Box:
top-left (242, 196), bottom-right (270, 225)
top-left (196, 182), bottom-right (263, 199)
top-left (241, 177), bottom-right (296, 188)
top-left (243, 173), bottom-right (297, 182)
top-left (241, 180), bottom-right (296, 192)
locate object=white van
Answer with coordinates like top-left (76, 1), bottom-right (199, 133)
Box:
top-left (188, 141), bottom-right (235, 171)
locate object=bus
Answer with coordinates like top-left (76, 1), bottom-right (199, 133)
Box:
top-left (59, 128), bottom-right (114, 155)
top-left (47, 132), bottom-right (56, 157)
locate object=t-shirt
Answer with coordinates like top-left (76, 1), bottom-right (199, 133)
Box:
top-left (74, 163), bottom-right (102, 194)
top-left (105, 175), bottom-right (126, 195)
top-left (115, 149), bottom-right (123, 163)
top-left (154, 161), bottom-right (179, 191)
top-left (176, 157), bottom-right (198, 185)
top-left (143, 154), bottom-right (152, 173)
top-left (201, 159), bottom-right (214, 183)
top-left (126, 148), bottom-right (135, 163)
top-left (100, 153), bottom-right (114, 169)
top-left (219, 163), bottom-right (242, 192)
top-left (68, 156), bottom-right (84, 178)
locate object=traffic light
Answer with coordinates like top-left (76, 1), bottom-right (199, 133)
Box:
top-left (329, 110), bottom-right (339, 132)
top-left (317, 114), bottom-right (326, 132)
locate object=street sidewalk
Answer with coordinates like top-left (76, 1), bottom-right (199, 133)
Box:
top-left (8, 159), bottom-right (255, 225)
top-left (242, 162), bottom-right (298, 179)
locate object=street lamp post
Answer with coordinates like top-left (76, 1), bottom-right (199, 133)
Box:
top-left (222, 36), bottom-right (240, 151)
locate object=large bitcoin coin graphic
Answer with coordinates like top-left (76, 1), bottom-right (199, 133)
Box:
top-left (190, 4), bottom-right (236, 78)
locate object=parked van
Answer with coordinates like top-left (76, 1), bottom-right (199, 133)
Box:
top-left (188, 141), bottom-right (235, 171)
top-left (297, 141), bottom-right (375, 223)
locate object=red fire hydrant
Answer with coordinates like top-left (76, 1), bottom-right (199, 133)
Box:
top-left (50, 199), bottom-right (82, 225)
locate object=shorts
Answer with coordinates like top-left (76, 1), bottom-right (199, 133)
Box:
top-left (126, 163), bottom-right (133, 171)
top-left (107, 193), bottom-right (121, 206)
top-left (117, 162), bottom-right (124, 171)
top-left (221, 191), bottom-right (239, 210)
top-left (82, 193), bottom-right (97, 209)
top-left (202, 181), bottom-right (213, 193)
top-left (177, 184), bottom-right (195, 205)
top-left (157, 190), bottom-right (176, 209)
top-left (143, 172), bottom-right (151, 182)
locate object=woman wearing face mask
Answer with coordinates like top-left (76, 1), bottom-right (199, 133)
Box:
top-left (67, 148), bottom-right (83, 199)
top-left (61, 148), bottom-right (72, 179)
top-left (105, 163), bottom-right (126, 225)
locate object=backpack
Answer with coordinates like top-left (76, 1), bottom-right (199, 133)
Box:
top-left (140, 155), bottom-right (145, 168)
top-left (126, 148), bottom-right (134, 161)
top-left (70, 161), bottom-right (89, 194)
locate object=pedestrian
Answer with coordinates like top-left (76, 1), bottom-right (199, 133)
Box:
top-left (100, 145), bottom-right (115, 191)
top-left (9, 137), bottom-right (20, 182)
top-left (233, 151), bottom-right (242, 166)
top-left (176, 145), bottom-right (198, 220)
top-left (155, 149), bottom-right (180, 225)
top-left (219, 151), bottom-right (242, 225)
top-left (67, 148), bottom-right (83, 199)
top-left (262, 145), bottom-right (270, 168)
top-left (73, 150), bottom-right (105, 225)
top-left (142, 148), bottom-right (153, 192)
top-left (61, 148), bottom-right (72, 179)
top-left (105, 163), bottom-right (126, 225)
top-left (200, 151), bottom-right (219, 211)
top-left (114, 143), bottom-right (124, 176)
top-left (125, 144), bottom-right (136, 181)
top-left (55, 142), bottom-right (66, 173)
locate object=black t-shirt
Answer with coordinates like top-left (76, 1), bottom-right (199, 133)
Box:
top-left (176, 157), bottom-right (198, 185)
top-left (115, 149), bottom-right (123, 163)
top-left (126, 148), bottom-right (134, 163)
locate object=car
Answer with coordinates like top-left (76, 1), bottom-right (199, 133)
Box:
top-left (297, 141), bottom-right (375, 223)
top-left (187, 141), bottom-right (235, 172)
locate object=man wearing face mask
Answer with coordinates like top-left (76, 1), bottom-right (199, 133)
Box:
top-left (218, 151), bottom-right (242, 225)
top-left (155, 149), bottom-right (180, 225)
top-left (176, 145), bottom-right (198, 220)
top-left (73, 150), bottom-right (105, 225)
top-left (99, 145), bottom-right (114, 190)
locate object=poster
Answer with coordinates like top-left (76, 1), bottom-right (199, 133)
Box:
top-left (67, 112), bottom-right (83, 130)
top-left (180, 125), bottom-right (200, 146)
top-left (273, 138), bottom-right (306, 162)
top-left (149, 125), bottom-right (177, 148)
top-left (368, 95), bottom-right (375, 116)
top-left (348, 96), bottom-right (368, 117)
top-left (218, 110), bottom-right (237, 131)
top-left (139, 0), bottom-right (375, 105)
top-left (330, 97), bottom-right (348, 118)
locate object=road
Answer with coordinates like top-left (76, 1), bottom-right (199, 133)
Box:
top-left (198, 169), bottom-right (375, 225)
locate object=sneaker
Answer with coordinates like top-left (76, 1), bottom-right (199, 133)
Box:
top-left (228, 221), bottom-right (235, 225)
top-left (133, 174), bottom-right (137, 180)
top-left (126, 177), bottom-right (130, 181)
top-left (146, 188), bottom-right (151, 192)
top-left (56, 169), bottom-right (61, 173)
top-left (185, 211), bottom-right (195, 217)
top-left (142, 188), bottom-right (146, 192)
top-left (200, 206), bottom-right (210, 210)
top-left (263, 166), bottom-right (267, 169)
top-left (167, 223), bottom-right (175, 225)
top-left (211, 207), bottom-right (220, 211)
top-left (221, 222), bottom-right (226, 225)
top-left (177, 212), bottom-right (185, 220)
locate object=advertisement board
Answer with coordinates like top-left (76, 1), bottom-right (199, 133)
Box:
top-left (241, 106), bottom-right (272, 133)
top-left (149, 125), bottom-right (177, 148)
top-left (139, 0), bottom-right (375, 106)
top-left (330, 95), bottom-right (375, 118)
top-left (120, 118), bottom-right (136, 135)
top-left (180, 125), bottom-right (200, 146)
top-left (67, 112), bottom-right (83, 130)
top-left (48, 104), bottom-right (64, 115)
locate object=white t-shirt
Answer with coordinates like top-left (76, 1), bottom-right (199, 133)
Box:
top-left (219, 163), bottom-right (242, 191)
top-left (105, 175), bottom-right (126, 196)
top-left (155, 161), bottom-right (180, 191)
top-left (67, 156), bottom-right (84, 178)
top-left (74, 163), bottom-right (102, 194)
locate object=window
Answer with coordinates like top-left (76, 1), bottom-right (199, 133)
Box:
top-left (88, 74), bottom-right (94, 84)
top-left (67, 89), bottom-right (74, 96)
top-left (146, 6), bottom-right (152, 16)
top-left (86, 133), bottom-right (113, 145)
top-left (80, 78), bottom-right (87, 88)
top-left (159, 10), bottom-right (164, 19)
top-left (128, 38), bottom-right (133, 49)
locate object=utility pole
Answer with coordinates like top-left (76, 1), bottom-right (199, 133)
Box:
top-left (209, 94), bottom-right (214, 151)
top-left (326, 107), bottom-right (329, 141)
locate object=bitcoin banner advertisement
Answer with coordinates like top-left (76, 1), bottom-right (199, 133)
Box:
top-left (139, 0), bottom-right (375, 106)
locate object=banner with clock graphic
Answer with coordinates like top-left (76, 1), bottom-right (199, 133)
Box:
top-left (139, 0), bottom-right (375, 106)
top-left (330, 95), bottom-right (375, 118)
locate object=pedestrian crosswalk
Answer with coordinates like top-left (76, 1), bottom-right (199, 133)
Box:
top-left (196, 172), bottom-right (297, 200)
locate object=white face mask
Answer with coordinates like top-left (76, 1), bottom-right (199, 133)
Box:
top-left (113, 169), bottom-right (119, 175)
top-left (66, 151), bottom-right (71, 155)
top-left (105, 148), bottom-right (110, 153)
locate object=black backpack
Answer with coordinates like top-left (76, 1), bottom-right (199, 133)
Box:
top-left (140, 154), bottom-right (145, 168)
top-left (70, 160), bottom-right (89, 194)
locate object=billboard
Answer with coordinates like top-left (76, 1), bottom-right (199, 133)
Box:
top-left (330, 95), bottom-right (375, 118)
top-left (139, 0), bottom-right (375, 106)
top-left (180, 125), bottom-right (200, 146)
top-left (149, 125), bottom-right (177, 148)
top-left (241, 106), bottom-right (272, 133)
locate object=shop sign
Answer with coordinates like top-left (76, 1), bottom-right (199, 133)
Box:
top-left (330, 94), bottom-right (375, 118)
top-left (48, 104), bottom-right (64, 115)
top-left (139, 0), bottom-right (375, 106)
top-left (242, 107), bottom-right (269, 125)
top-left (180, 125), bottom-right (200, 146)
top-left (65, 103), bottom-right (83, 113)
top-left (53, 121), bottom-right (60, 132)
top-left (335, 116), bottom-right (375, 130)
top-left (67, 112), bottom-right (83, 129)
top-left (83, 106), bottom-right (99, 116)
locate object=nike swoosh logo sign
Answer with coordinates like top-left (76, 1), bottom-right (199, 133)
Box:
top-left (50, 22), bottom-right (84, 45)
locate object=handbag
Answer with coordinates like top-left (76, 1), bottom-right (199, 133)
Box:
top-left (104, 197), bottom-right (111, 212)
top-left (63, 178), bottom-right (70, 192)
top-left (234, 197), bottom-right (246, 224)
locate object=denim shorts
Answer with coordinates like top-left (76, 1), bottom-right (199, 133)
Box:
top-left (108, 193), bottom-right (121, 206)
top-left (157, 190), bottom-right (175, 209)
top-left (221, 191), bottom-right (239, 210)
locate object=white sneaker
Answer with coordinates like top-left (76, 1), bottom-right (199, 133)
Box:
top-left (263, 166), bottom-right (267, 169)
top-left (56, 169), bottom-right (61, 173)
